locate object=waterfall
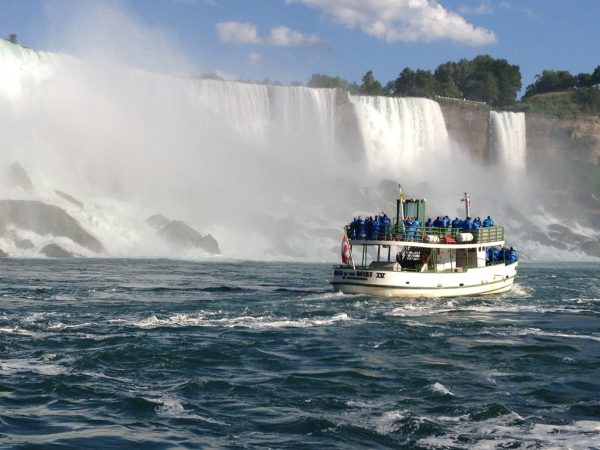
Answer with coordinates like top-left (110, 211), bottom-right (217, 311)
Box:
top-left (193, 80), bottom-right (338, 160)
top-left (349, 95), bottom-right (450, 176)
top-left (489, 111), bottom-right (527, 171)
top-left (4, 40), bottom-right (593, 261)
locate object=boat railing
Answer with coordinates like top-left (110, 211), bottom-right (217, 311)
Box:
top-left (345, 224), bottom-right (504, 245)
top-left (334, 258), bottom-right (511, 272)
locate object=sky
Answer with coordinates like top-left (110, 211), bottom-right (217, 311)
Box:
top-left (1, 0), bottom-right (599, 96)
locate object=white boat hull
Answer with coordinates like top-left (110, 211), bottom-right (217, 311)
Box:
top-left (331, 262), bottom-right (518, 298)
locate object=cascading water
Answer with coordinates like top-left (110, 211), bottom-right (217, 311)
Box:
top-left (489, 111), bottom-right (527, 171)
top-left (350, 95), bottom-right (450, 176)
top-left (0, 40), bottom-right (597, 261)
top-left (0, 40), bottom-right (351, 259)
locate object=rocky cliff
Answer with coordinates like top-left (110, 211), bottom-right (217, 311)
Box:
top-left (439, 104), bottom-right (490, 162)
top-left (525, 114), bottom-right (600, 165)
top-left (439, 104), bottom-right (600, 166)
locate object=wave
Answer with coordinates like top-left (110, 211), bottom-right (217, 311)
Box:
top-left (430, 382), bottom-right (455, 396)
top-left (153, 395), bottom-right (228, 425)
top-left (0, 357), bottom-right (68, 376)
top-left (131, 312), bottom-right (353, 329)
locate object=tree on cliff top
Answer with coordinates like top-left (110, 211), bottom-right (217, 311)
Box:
top-left (359, 70), bottom-right (385, 96)
top-left (447, 55), bottom-right (521, 107)
top-left (384, 55), bottom-right (521, 107)
top-left (307, 73), bottom-right (349, 89)
top-left (524, 70), bottom-right (576, 99)
top-left (386, 68), bottom-right (437, 97)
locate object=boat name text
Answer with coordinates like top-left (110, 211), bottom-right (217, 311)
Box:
top-left (334, 270), bottom-right (386, 280)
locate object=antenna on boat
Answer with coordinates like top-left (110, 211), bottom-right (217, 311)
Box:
top-left (396, 184), bottom-right (406, 233)
top-left (461, 192), bottom-right (471, 218)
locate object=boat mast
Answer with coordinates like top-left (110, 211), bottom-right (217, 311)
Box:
top-left (461, 192), bottom-right (471, 218)
top-left (396, 184), bottom-right (405, 233)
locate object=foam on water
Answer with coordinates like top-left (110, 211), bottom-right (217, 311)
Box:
top-left (431, 382), bottom-right (455, 396)
top-left (420, 414), bottom-right (600, 449)
top-left (154, 395), bottom-right (229, 425)
top-left (131, 311), bottom-right (353, 329)
top-left (0, 358), bottom-right (68, 376)
top-left (373, 410), bottom-right (408, 435)
top-left (0, 259), bottom-right (598, 448)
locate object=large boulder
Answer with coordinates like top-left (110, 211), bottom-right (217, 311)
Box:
top-left (16, 239), bottom-right (34, 250)
top-left (146, 213), bottom-right (170, 230)
top-left (580, 240), bottom-right (600, 258)
top-left (7, 162), bottom-right (33, 191)
top-left (159, 220), bottom-right (220, 254)
top-left (0, 200), bottom-right (105, 254)
top-left (40, 243), bottom-right (73, 258)
top-left (54, 190), bottom-right (84, 209)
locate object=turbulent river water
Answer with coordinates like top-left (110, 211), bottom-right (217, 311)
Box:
top-left (1, 259), bottom-right (599, 449)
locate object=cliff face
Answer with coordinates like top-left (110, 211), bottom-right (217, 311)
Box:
top-left (440, 105), bottom-right (600, 166)
top-left (439, 104), bottom-right (490, 163)
top-left (525, 114), bottom-right (600, 165)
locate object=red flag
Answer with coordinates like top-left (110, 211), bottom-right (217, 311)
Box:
top-left (341, 233), bottom-right (350, 265)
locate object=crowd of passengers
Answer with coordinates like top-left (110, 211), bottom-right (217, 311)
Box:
top-left (487, 246), bottom-right (518, 264)
top-left (348, 213), bottom-right (393, 240)
top-left (348, 213), bottom-right (495, 240)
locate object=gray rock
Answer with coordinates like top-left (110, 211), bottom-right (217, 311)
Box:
top-left (40, 243), bottom-right (73, 258)
top-left (159, 220), bottom-right (220, 254)
top-left (54, 190), bottom-right (84, 209)
top-left (523, 230), bottom-right (568, 250)
top-left (556, 229), bottom-right (588, 244)
top-left (7, 162), bottom-right (33, 191)
top-left (16, 239), bottom-right (34, 250)
top-left (580, 240), bottom-right (600, 258)
top-left (548, 223), bottom-right (570, 233)
top-left (0, 200), bottom-right (105, 254)
top-left (146, 214), bottom-right (170, 230)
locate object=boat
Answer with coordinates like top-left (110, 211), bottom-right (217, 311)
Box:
top-left (331, 186), bottom-right (518, 297)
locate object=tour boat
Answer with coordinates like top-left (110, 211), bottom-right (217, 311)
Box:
top-left (331, 187), bottom-right (518, 297)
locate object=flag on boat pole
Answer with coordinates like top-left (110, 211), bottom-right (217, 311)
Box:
top-left (341, 233), bottom-right (350, 265)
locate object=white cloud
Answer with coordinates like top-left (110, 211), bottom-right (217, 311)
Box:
top-left (267, 25), bottom-right (322, 46)
top-left (172, 0), bottom-right (215, 5)
top-left (216, 22), bottom-right (323, 47)
top-left (458, 3), bottom-right (493, 15)
top-left (248, 52), bottom-right (263, 66)
top-left (499, 2), bottom-right (537, 19)
top-left (289, 0), bottom-right (496, 46)
top-left (215, 21), bottom-right (260, 44)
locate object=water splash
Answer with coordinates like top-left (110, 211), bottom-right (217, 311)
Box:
top-left (489, 111), bottom-right (526, 172)
top-left (350, 95), bottom-right (450, 175)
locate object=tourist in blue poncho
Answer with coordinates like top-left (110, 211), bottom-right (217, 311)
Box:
top-left (443, 215), bottom-right (451, 228)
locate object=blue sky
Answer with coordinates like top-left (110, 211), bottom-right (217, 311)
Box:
top-left (2, 0), bottom-right (599, 96)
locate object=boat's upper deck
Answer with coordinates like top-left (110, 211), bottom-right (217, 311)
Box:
top-left (347, 225), bottom-right (505, 249)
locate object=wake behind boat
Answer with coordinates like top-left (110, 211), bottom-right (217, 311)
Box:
top-left (332, 186), bottom-right (518, 297)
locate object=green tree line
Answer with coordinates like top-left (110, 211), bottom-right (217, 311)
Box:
top-left (306, 55), bottom-right (600, 113)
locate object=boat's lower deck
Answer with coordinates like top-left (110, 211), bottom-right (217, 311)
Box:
top-left (331, 262), bottom-right (518, 298)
